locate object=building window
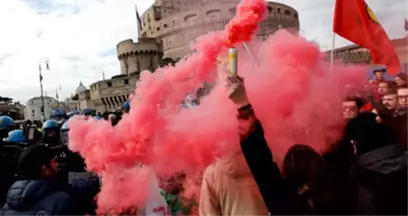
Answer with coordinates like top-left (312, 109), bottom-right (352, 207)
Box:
top-left (125, 60), bottom-right (129, 74)
top-left (107, 82), bottom-right (112, 87)
top-left (277, 8), bottom-right (281, 13)
top-left (294, 14), bottom-right (298, 19)
top-left (285, 10), bottom-right (290, 15)
top-left (157, 27), bottom-right (160, 31)
top-left (124, 79), bottom-right (129, 85)
top-left (267, 6), bottom-right (272, 12)
top-left (149, 57), bottom-right (154, 71)
top-left (32, 110), bottom-right (35, 114)
top-left (169, 40), bottom-right (172, 44)
top-left (164, 24), bottom-right (168, 28)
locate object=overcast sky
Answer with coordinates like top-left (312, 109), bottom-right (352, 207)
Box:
top-left (0, 0), bottom-right (406, 104)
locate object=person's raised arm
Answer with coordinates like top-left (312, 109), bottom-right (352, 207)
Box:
top-left (226, 76), bottom-right (298, 215)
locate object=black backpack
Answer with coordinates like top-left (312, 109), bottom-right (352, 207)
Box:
top-left (357, 164), bottom-right (407, 215)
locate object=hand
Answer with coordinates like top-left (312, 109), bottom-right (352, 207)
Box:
top-left (226, 76), bottom-right (250, 108)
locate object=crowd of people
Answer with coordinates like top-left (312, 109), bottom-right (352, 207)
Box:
top-left (0, 68), bottom-right (407, 215)
top-left (0, 106), bottom-right (127, 215)
top-left (198, 70), bottom-right (407, 216)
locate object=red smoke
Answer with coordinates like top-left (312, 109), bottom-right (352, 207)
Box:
top-left (226, 0), bottom-right (267, 45)
top-left (238, 34), bottom-right (367, 161)
top-left (68, 0), bottom-right (367, 213)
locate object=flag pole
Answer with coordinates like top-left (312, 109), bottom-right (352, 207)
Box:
top-left (243, 43), bottom-right (258, 68)
top-left (135, 4), bottom-right (141, 38)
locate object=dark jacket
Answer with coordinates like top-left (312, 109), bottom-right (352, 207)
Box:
top-left (0, 143), bottom-right (25, 206)
top-left (1, 180), bottom-right (75, 215)
top-left (241, 120), bottom-right (354, 215)
top-left (355, 144), bottom-right (407, 215)
top-left (240, 120), bottom-right (304, 215)
top-left (391, 109), bottom-right (407, 150)
top-left (53, 145), bottom-right (99, 215)
top-left (377, 108), bottom-right (407, 150)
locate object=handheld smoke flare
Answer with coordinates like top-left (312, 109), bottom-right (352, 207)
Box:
top-left (228, 47), bottom-right (238, 75)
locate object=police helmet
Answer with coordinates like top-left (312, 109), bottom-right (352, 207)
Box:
top-left (7, 129), bottom-right (26, 144)
top-left (42, 119), bottom-right (60, 130)
top-left (121, 101), bottom-right (130, 111)
top-left (60, 121), bottom-right (70, 146)
top-left (67, 110), bottom-right (80, 118)
top-left (82, 109), bottom-right (94, 116)
top-left (0, 116), bottom-right (14, 129)
top-left (51, 109), bottom-right (66, 117)
top-left (58, 119), bottom-right (67, 126)
top-left (61, 121), bottom-right (69, 131)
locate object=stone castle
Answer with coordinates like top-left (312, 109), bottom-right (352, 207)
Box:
top-left (328, 36), bottom-right (408, 68)
top-left (75, 0), bottom-right (300, 113)
top-left (74, 37), bottom-right (164, 113)
top-left (140, 0), bottom-right (299, 59)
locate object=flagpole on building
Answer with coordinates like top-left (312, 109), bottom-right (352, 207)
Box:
top-left (135, 4), bottom-right (141, 38)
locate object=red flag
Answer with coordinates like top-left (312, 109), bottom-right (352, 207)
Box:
top-left (333, 0), bottom-right (401, 75)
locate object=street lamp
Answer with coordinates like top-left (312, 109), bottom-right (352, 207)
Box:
top-left (39, 57), bottom-right (50, 122)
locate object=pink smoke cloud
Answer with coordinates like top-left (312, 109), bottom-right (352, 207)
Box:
top-left (68, 0), bottom-right (367, 212)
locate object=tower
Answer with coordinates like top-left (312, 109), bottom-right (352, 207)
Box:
top-left (117, 38), bottom-right (163, 75)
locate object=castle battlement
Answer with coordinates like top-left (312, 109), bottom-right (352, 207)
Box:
top-left (116, 38), bottom-right (164, 75)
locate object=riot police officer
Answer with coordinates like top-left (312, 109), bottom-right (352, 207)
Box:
top-left (0, 116), bottom-right (14, 141)
top-left (0, 129), bottom-right (27, 205)
top-left (41, 119), bottom-right (61, 147)
top-left (6, 130), bottom-right (26, 144)
top-left (58, 120), bottom-right (100, 215)
top-left (121, 101), bottom-right (130, 114)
